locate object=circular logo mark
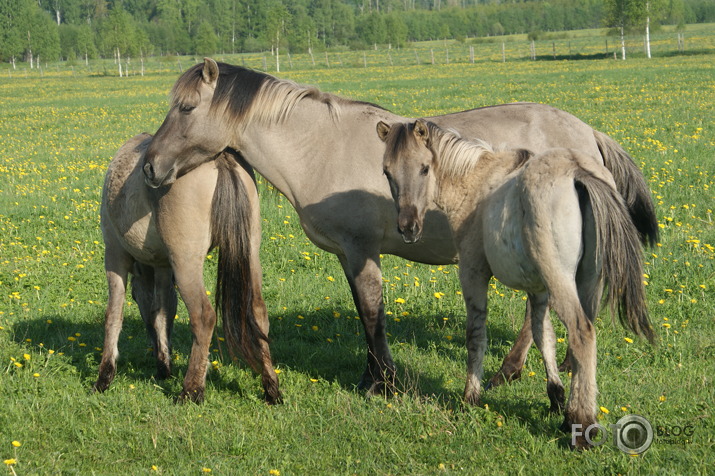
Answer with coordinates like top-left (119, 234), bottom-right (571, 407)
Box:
top-left (614, 415), bottom-right (653, 455)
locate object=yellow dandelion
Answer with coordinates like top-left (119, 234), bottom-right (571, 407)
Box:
top-left (11, 441), bottom-right (21, 448)
top-left (23, 354), bottom-right (30, 361)
top-left (624, 337), bottom-right (634, 344)
top-left (394, 297), bottom-right (406, 304)
top-left (4, 459), bottom-right (17, 466)
top-left (269, 470), bottom-right (281, 476)
top-left (659, 395), bottom-right (666, 402)
top-left (600, 406), bottom-right (610, 414)
top-left (202, 468), bottom-right (211, 473)
top-left (528, 371), bottom-right (536, 377)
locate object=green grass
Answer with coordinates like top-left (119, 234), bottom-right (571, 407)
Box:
top-left (1, 33), bottom-right (714, 474)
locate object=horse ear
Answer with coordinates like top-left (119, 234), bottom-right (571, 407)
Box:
top-left (376, 121), bottom-right (391, 142)
top-left (413, 119), bottom-right (430, 146)
top-left (202, 58), bottom-right (219, 85)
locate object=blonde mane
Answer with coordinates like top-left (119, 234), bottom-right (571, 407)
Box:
top-left (171, 62), bottom-right (341, 132)
top-left (425, 122), bottom-right (494, 179)
top-left (249, 76), bottom-right (342, 127)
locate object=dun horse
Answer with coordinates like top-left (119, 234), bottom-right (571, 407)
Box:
top-left (96, 133), bottom-right (281, 404)
top-left (378, 119), bottom-right (655, 448)
top-left (141, 59), bottom-right (658, 394)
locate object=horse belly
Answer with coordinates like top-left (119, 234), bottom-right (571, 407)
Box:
top-left (116, 215), bottom-right (170, 267)
top-left (481, 193), bottom-right (545, 293)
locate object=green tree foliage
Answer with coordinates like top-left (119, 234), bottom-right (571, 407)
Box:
top-left (1, 0), bottom-right (714, 62)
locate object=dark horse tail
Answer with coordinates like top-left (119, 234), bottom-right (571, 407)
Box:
top-left (575, 169), bottom-right (657, 344)
top-left (210, 151), bottom-right (269, 373)
top-left (594, 130), bottom-right (659, 248)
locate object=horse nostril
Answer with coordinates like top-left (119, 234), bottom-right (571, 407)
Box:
top-left (143, 163), bottom-right (155, 180)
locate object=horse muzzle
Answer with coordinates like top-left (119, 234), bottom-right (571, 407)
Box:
top-left (143, 162), bottom-right (176, 188)
top-left (397, 207), bottom-right (423, 244)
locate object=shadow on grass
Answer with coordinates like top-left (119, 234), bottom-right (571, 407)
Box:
top-left (10, 304), bottom-right (571, 440)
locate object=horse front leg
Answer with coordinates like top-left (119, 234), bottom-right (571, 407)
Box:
top-left (529, 293), bottom-right (565, 413)
top-left (338, 252), bottom-right (395, 395)
top-left (486, 300), bottom-right (533, 390)
top-left (461, 268), bottom-right (490, 406)
top-left (94, 254), bottom-right (132, 393)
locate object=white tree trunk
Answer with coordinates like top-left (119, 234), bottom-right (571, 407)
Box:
top-left (620, 26), bottom-right (626, 60)
top-left (645, 7), bottom-right (652, 59)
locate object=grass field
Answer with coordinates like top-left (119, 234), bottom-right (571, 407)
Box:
top-left (1, 33), bottom-right (714, 474)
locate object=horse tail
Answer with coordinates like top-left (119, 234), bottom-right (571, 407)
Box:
top-left (575, 168), bottom-right (657, 344)
top-left (211, 152), bottom-right (268, 373)
top-left (594, 129), bottom-right (659, 248)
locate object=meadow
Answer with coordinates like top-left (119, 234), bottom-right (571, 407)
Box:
top-left (1, 33), bottom-right (714, 474)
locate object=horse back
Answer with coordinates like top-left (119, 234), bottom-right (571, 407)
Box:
top-left (429, 103), bottom-right (600, 157)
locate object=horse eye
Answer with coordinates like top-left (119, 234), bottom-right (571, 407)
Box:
top-left (179, 104), bottom-right (196, 113)
top-left (419, 165), bottom-right (430, 176)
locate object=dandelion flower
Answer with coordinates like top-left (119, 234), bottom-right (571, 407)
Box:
top-left (624, 337), bottom-right (634, 344)
top-left (11, 441), bottom-right (21, 448)
top-left (4, 459), bottom-right (16, 466)
top-left (600, 406), bottom-right (610, 414)
top-left (269, 470), bottom-right (281, 476)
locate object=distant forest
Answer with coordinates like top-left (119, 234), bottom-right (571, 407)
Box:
top-left (1, 0), bottom-right (714, 63)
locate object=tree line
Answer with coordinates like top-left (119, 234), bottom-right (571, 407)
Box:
top-left (1, 0), bottom-right (713, 65)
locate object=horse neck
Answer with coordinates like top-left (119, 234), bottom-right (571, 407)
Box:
top-left (239, 99), bottom-right (398, 208)
top-left (434, 150), bottom-right (517, 227)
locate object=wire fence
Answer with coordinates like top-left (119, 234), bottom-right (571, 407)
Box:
top-left (3, 25), bottom-right (714, 79)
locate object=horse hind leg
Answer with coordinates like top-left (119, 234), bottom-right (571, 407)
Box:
top-left (551, 295), bottom-right (598, 449)
top-left (131, 264), bottom-right (176, 380)
top-left (94, 251), bottom-right (132, 393)
top-left (486, 300), bottom-right (533, 390)
top-left (529, 293), bottom-right (565, 413)
top-left (559, 201), bottom-right (604, 374)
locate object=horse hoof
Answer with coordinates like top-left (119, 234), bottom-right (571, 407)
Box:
top-left (547, 383), bottom-right (566, 414)
top-left (264, 390), bottom-right (283, 405)
top-left (570, 435), bottom-right (593, 451)
top-left (487, 368), bottom-right (522, 389)
top-left (176, 388), bottom-right (204, 404)
top-left (92, 381), bottom-right (109, 394)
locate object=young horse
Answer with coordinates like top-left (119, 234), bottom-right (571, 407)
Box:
top-left (377, 119), bottom-right (655, 448)
top-left (95, 133), bottom-right (281, 404)
top-left (140, 58), bottom-right (658, 395)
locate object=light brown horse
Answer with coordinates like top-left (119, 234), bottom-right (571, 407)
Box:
top-left (378, 119), bottom-right (655, 448)
top-left (95, 133), bottom-right (281, 404)
top-left (141, 59), bottom-right (658, 395)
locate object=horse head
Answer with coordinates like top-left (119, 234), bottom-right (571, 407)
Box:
top-left (143, 58), bottom-right (232, 188)
top-left (377, 119), bottom-right (437, 244)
